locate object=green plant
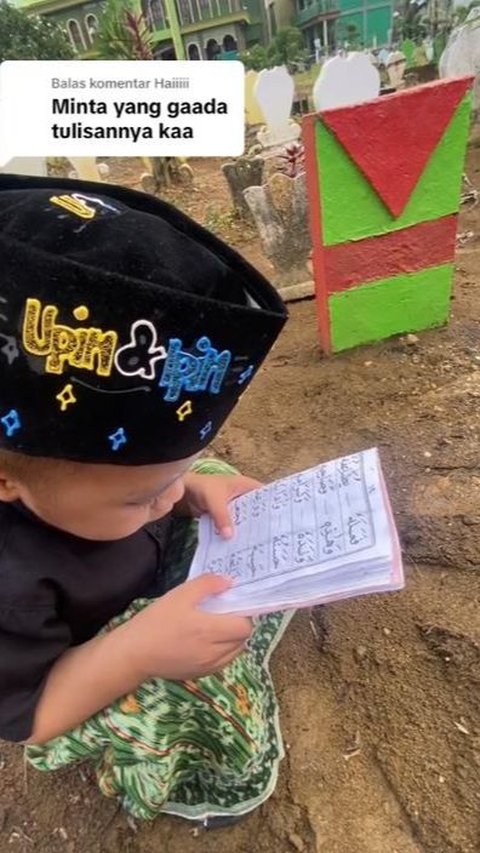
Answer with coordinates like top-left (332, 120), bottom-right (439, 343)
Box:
top-left (204, 207), bottom-right (238, 233)
top-left (240, 27), bottom-right (308, 71)
top-left (0, 0), bottom-right (74, 61)
top-left (93, 0), bottom-right (154, 60)
top-left (239, 43), bottom-right (269, 70)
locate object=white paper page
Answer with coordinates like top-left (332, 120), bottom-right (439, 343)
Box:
top-left (189, 448), bottom-right (394, 605)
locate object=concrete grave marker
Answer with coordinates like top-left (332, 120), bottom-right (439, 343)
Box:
top-left (245, 70), bottom-right (265, 127)
top-left (386, 50), bottom-right (407, 88)
top-left (254, 66), bottom-right (301, 148)
top-left (313, 54), bottom-right (380, 112)
top-left (303, 77), bottom-right (475, 353)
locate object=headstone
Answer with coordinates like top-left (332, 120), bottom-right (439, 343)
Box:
top-left (424, 38), bottom-right (434, 63)
top-left (0, 158), bottom-right (47, 176)
top-left (244, 171), bottom-right (313, 300)
top-left (140, 157), bottom-right (194, 192)
top-left (313, 53), bottom-right (380, 112)
top-left (439, 9), bottom-right (480, 113)
top-left (221, 155), bottom-right (264, 217)
top-left (245, 70), bottom-right (265, 127)
top-left (254, 66), bottom-right (301, 149)
top-left (303, 76), bottom-right (474, 353)
top-left (386, 50), bottom-right (407, 88)
top-left (68, 158), bottom-right (101, 181)
top-left (413, 44), bottom-right (428, 67)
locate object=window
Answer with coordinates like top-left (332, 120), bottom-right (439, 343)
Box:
top-left (177, 0), bottom-right (194, 24)
top-left (197, 0), bottom-right (212, 21)
top-left (67, 19), bottom-right (85, 52)
top-left (85, 13), bottom-right (98, 44)
top-left (206, 38), bottom-right (220, 59)
top-left (223, 34), bottom-right (237, 51)
top-left (149, 0), bottom-right (167, 28)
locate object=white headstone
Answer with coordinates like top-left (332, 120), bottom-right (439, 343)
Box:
top-left (313, 52), bottom-right (380, 112)
top-left (386, 50), bottom-right (407, 88)
top-left (439, 9), bottom-right (480, 111)
top-left (423, 38), bottom-right (434, 63)
top-left (254, 66), bottom-right (301, 148)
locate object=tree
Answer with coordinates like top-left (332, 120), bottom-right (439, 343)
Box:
top-left (93, 0), bottom-right (190, 193)
top-left (93, 0), bottom-right (155, 60)
top-left (0, 0), bottom-right (74, 61)
top-left (267, 27), bottom-right (308, 68)
top-left (240, 28), bottom-right (308, 71)
top-left (239, 43), bottom-right (269, 71)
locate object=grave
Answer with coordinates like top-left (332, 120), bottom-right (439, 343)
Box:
top-left (303, 58), bottom-right (475, 353)
top-left (240, 66), bottom-right (313, 300)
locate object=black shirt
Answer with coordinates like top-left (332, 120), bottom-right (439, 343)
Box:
top-left (0, 501), bottom-right (170, 743)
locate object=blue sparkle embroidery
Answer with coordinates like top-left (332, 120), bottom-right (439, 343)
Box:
top-left (200, 421), bottom-right (213, 440)
top-left (159, 336), bottom-right (232, 403)
top-left (1, 409), bottom-right (21, 437)
top-left (109, 427), bottom-right (127, 451)
top-left (238, 365), bottom-right (254, 385)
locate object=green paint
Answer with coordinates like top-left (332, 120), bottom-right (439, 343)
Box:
top-left (329, 264), bottom-right (453, 352)
top-left (316, 95), bottom-right (472, 246)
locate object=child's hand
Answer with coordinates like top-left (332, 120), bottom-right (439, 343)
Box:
top-left (178, 472), bottom-right (262, 539)
top-left (123, 574), bottom-right (252, 681)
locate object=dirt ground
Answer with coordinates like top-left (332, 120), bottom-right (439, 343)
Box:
top-left (1, 144), bottom-right (480, 853)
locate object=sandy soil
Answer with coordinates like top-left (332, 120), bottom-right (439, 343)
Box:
top-left (1, 144), bottom-right (479, 853)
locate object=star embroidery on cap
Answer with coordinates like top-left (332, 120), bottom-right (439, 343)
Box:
top-left (109, 427), bottom-right (127, 451)
top-left (200, 421), bottom-right (213, 440)
top-left (56, 383), bottom-right (77, 411)
top-left (1, 409), bottom-right (21, 437)
top-left (176, 400), bottom-right (193, 422)
top-left (0, 335), bottom-right (19, 365)
top-left (238, 365), bottom-right (254, 385)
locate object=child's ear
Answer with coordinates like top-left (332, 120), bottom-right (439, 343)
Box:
top-left (0, 471), bottom-right (21, 502)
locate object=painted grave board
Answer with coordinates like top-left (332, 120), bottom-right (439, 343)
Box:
top-left (303, 77), bottom-right (474, 353)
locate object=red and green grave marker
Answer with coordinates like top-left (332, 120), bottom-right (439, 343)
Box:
top-left (303, 77), bottom-right (475, 353)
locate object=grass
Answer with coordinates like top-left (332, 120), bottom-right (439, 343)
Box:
top-left (293, 66), bottom-right (321, 96)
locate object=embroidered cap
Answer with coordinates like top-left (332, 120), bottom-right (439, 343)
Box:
top-left (0, 173), bottom-right (287, 464)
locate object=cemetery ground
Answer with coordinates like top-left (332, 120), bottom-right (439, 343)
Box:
top-left (1, 145), bottom-right (480, 853)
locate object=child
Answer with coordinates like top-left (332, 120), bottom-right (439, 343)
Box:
top-left (0, 173), bottom-right (290, 824)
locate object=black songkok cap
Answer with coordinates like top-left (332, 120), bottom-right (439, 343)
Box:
top-left (0, 173), bottom-right (287, 464)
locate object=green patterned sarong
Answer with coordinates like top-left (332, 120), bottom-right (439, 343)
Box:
top-left (26, 459), bottom-right (293, 822)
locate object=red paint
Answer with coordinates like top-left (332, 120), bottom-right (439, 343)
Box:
top-left (325, 214), bottom-right (458, 293)
top-left (302, 113), bottom-right (332, 352)
top-left (321, 77), bottom-right (474, 218)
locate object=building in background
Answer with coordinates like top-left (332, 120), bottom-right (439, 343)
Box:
top-left (18, 0), bottom-right (101, 55)
top-left (264, 0), bottom-right (295, 38)
top-left (18, 0), bottom-right (267, 59)
top-left (145, 0), bottom-right (266, 60)
top-left (296, 0), bottom-right (393, 53)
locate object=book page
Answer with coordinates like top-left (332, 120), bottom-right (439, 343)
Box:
top-left (189, 448), bottom-right (394, 592)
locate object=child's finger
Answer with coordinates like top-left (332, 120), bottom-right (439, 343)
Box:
top-left (212, 644), bottom-right (247, 673)
top-left (183, 573), bottom-right (232, 603)
top-left (212, 477), bottom-right (263, 538)
top-left (209, 502), bottom-right (234, 539)
top-left (210, 614), bottom-right (252, 643)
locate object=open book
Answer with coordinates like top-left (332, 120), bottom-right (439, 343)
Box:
top-left (189, 448), bottom-right (404, 616)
